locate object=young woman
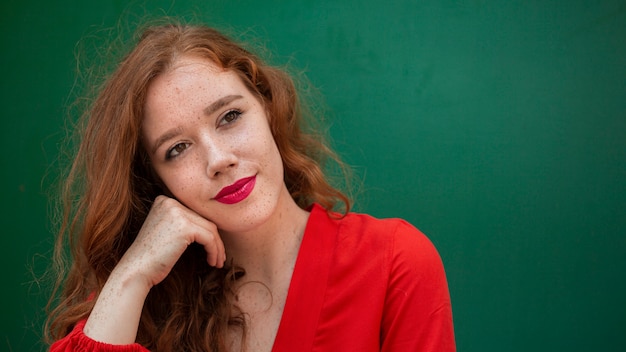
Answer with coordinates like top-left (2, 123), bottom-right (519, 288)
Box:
top-left (46, 22), bottom-right (455, 352)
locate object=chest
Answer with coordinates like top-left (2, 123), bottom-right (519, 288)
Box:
top-left (227, 280), bottom-right (290, 352)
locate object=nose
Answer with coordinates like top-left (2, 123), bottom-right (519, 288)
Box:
top-left (204, 138), bottom-right (237, 178)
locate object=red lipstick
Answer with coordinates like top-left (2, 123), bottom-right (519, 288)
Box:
top-left (214, 176), bottom-right (256, 204)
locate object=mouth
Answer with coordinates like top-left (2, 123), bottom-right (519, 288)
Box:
top-left (213, 175), bottom-right (257, 204)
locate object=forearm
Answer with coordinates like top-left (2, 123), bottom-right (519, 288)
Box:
top-left (83, 265), bottom-right (152, 345)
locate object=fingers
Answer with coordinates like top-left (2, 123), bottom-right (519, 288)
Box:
top-left (158, 195), bottom-right (227, 268)
top-left (186, 215), bottom-right (226, 268)
top-left (204, 235), bottom-right (226, 268)
top-left (125, 196), bottom-right (227, 286)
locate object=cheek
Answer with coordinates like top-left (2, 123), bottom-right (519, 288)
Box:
top-left (271, 142), bottom-right (283, 169)
top-left (253, 123), bottom-right (281, 163)
top-left (156, 163), bottom-right (201, 197)
top-left (264, 140), bottom-right (285, 182)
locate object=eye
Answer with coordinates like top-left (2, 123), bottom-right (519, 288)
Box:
top-left (165, 142), bottom-right (189, 160)
top-left (218, 109), bottom-right (242, 126)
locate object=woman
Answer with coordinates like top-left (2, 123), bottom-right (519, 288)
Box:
top-left (46, 22), bottom-right (455, 351)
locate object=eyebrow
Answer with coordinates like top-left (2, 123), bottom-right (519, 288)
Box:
top-left (203, 94), bottom-right (243, 116)
top-left (150, 94), bottom-right (244, 155)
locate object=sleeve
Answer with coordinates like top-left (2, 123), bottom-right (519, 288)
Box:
top-left (49, 320), bottom-right (149, 352)
top-left (380, 220), bottom-right (456, 352)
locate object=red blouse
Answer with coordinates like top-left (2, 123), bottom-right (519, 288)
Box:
top-left (51, 204), bottom-right (455, 351)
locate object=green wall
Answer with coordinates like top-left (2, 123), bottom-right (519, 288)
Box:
top-left (2, 0), bottom-right (625, 351)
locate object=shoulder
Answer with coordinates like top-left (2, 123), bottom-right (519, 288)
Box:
top-left (310, 204), bottom-right (443, 271)
top-left (332, 207), bottom-right (437, 252)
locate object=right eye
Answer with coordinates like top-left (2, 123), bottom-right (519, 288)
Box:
top-left (166, 142), bottom-right (190, 160)
top-left (218, 109), bottom-right (242, 127)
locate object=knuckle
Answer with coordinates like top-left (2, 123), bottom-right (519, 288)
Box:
top-left (206, 221), bottom-right (218, 233)
top-left (153, 195), bottom-right (168, 205)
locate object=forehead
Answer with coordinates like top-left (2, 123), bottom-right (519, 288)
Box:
top-left (168, 54), bottom-right (223, 76)
top-left (144, 55), bottom-right (247, 112)
top-left (151, 55), bottom-right (229, 95)
top-left (142, 55), bottom-right (260, 140)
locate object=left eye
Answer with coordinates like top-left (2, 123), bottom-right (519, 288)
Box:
top-left (166, 142), bottom-right (189, 160)
top-left (218, 110), bottom-right (242, 126)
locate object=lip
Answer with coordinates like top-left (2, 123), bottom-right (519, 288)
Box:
top-left (213, 175), bottom-right (256, 204)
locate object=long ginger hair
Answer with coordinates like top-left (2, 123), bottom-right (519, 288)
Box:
top-left (46, 22), bottom-right (350, 351)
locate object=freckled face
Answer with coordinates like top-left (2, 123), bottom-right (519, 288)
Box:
top-left (142, 55), bottom-right (285, 233)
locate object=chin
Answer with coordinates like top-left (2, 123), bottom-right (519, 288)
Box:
top-left (212, 198), bottom-right (280, 234)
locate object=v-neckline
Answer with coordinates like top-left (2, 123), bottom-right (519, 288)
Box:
top-left (271, 204), bottom-right (336, 351)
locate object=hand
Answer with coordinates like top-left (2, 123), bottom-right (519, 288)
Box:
top-left (117, 195), bottom-right (226, 288)
top-left (84, 195), bottom-right (225, 343)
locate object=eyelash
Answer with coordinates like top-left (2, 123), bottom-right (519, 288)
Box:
top-left (164, 109), bottom-right (243, 160)
top-left (218, 109), bottom-right (243, 126)
top-left (165, 142), bottom-right (190, 160)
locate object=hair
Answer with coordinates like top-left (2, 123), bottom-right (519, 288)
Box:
top-left (45, 21), bottom-right (351, 351)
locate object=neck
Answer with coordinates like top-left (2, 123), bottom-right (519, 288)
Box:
top-left (220, 188), bottom-right (309, 285)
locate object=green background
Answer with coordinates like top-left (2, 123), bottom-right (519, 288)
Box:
top-left (2, 0), bottom-right (625, 351)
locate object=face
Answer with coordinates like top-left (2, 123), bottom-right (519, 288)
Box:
top-left (142, 55), bottom-right (286, 233)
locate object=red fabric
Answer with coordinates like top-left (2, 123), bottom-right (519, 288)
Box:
top-left (272, 204), bottom-right (455, 351)
top-left (49, 320), bottom-right (148, 352)
top-left (50, 204), bottom-right (455, 351)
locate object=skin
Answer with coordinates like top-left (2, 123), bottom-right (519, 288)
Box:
top-left (83, 55), bottom-right (310, 351)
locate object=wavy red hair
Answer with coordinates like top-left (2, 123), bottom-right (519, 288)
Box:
top-left (46, 22), bottom-right (350, 351)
